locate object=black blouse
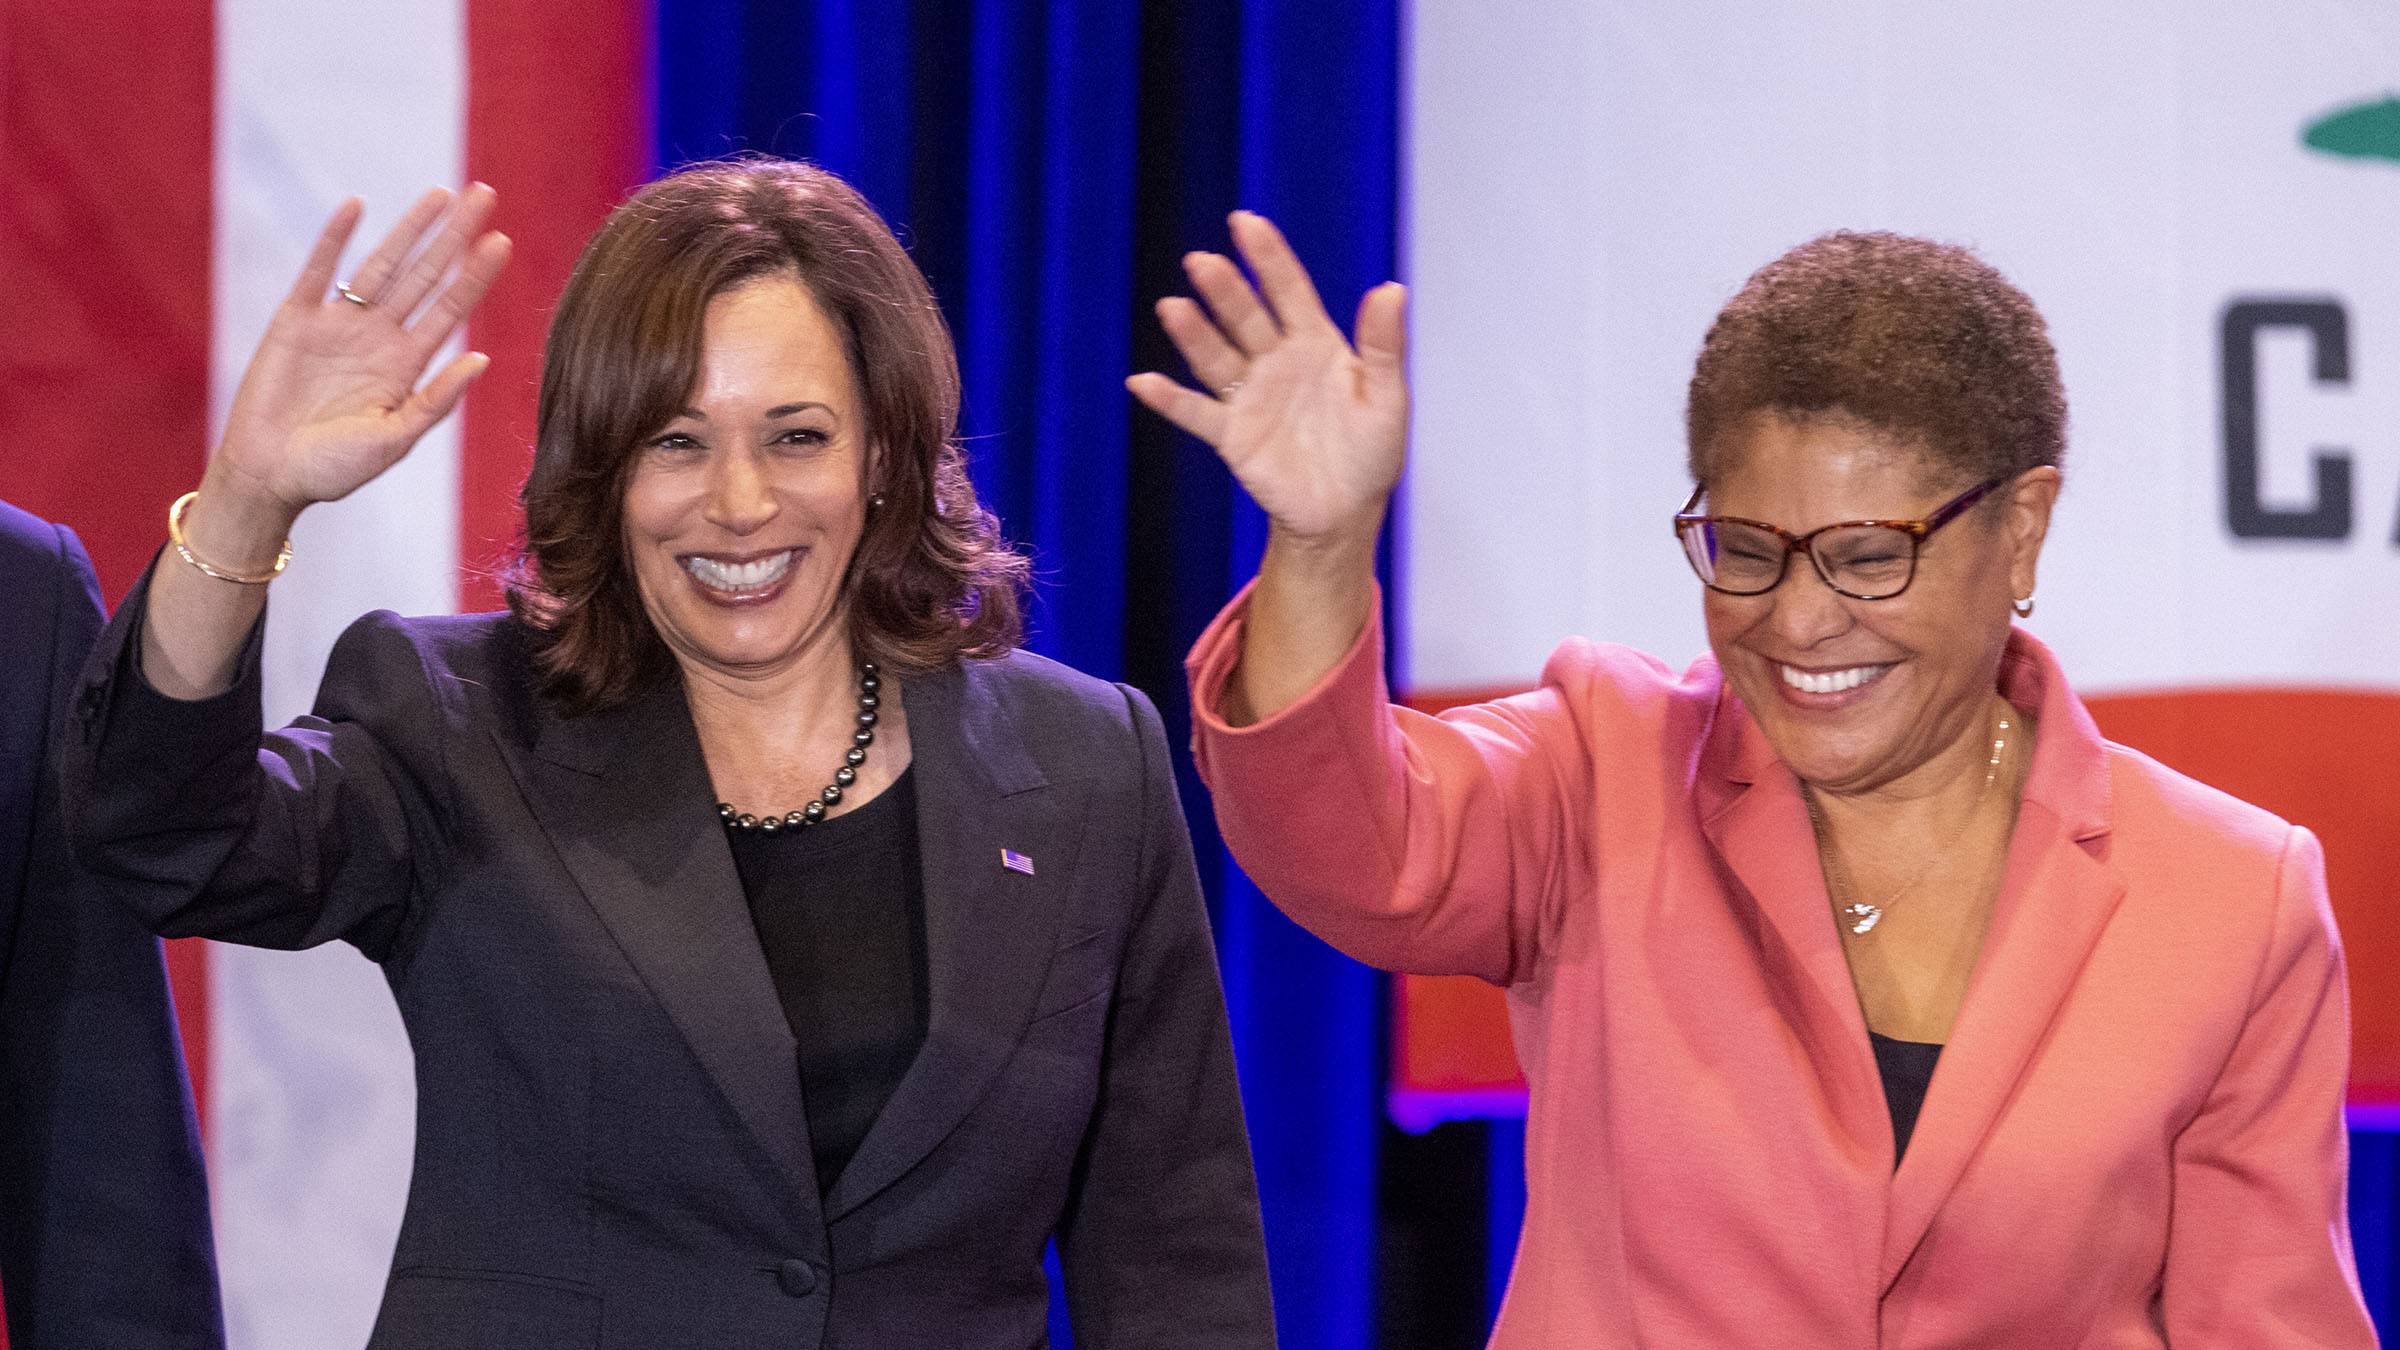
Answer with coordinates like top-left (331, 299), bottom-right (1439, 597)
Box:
top-left (725, 767), bottom-right (929, 1195)
top-left (1869, 1031), bottom-right (1943, 1166)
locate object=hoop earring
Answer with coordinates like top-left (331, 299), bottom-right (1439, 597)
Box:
top-left (2012, 593), bottom-right (2035, 618)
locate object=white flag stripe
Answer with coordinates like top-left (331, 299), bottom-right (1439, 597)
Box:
top-left (210, 0), bottom-right (465, 1344)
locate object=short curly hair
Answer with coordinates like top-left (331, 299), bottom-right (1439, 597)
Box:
top-left (506, 159), bottom-right (1028, 716)
top-left (1685, 231), bottom-right (2066, 489)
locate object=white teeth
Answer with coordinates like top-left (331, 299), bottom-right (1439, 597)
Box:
top-left (682, 550), bottom-right (794, 593)
top-left (1778, 662), bottom-right (1891, 695)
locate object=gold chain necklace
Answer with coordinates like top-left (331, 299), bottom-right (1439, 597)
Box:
top-left (1802, 706), bottom-right (2012, 937)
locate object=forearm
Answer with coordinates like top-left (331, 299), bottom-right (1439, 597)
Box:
top-left (140, 469), bottom-right (298, 701)
top-left (1226, 520), bottom-right (1380, 726)
top-left (65, 592), bottom-right (433, 957)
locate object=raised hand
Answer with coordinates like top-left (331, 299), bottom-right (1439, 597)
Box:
top-left (210, 185), bottom-right (512, 514)
top-left (1129, 213), bottom-right (1407, 724)
top-left (145, 187), bottom-right (511, 701)
top-left (1128, 212), bottom-right (1407, 549)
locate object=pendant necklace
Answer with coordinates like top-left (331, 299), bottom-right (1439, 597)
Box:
top-left (1803, 705), bottom-right (2012, 937)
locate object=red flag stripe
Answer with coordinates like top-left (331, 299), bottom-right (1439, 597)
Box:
top-left (460, 0), bottom-right (653, 614)
top-left (0, 0), bottom-right (217, 1337)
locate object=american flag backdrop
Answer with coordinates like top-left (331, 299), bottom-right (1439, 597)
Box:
top-left (11, 0), bottom-right (2400, 1343)
top-left (1, 0), bottom-right (646, 1343)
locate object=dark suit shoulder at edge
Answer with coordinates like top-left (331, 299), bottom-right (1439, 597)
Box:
top-left (0, 500), bottom-right (70, 583)
top-left (950, 647), bottom-right (1143, 736)
top-left (332, 608), bottom-right (540, 739)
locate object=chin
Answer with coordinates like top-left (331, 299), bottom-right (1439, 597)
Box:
top-left (1752, 707), bottom-right (1888, 790)
top-left (714, 601), bottom-right (849, 671)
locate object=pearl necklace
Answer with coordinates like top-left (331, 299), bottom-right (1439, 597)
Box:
top-left (1802, 705), bottom-right (2012, 937)
top-left (718, 663), bottom-right (881, 833)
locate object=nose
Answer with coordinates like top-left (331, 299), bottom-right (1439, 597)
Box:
top-left (701, 446), bottom-right (777, 535)
top-left (1762, 554), bottom-right (1855, 649)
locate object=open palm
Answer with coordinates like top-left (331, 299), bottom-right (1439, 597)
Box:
top-left (214, 185), bottom-right (511, 511)
top-left (1129, 212), bottom-right (1407, 544)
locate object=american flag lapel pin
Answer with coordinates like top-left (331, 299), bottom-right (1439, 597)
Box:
top-left (1000, 848), bottom-right (1036, 876)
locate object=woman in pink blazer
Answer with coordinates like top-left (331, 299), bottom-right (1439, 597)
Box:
top-left (1128, 218), bottom-right (2376, 1346)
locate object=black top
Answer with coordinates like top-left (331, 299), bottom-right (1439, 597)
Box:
top-left (1869, 1031), bottom-right (1943, 1166)
top-left (727, 767), bottom-right (929, 1195)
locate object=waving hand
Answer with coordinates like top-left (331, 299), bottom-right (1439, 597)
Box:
top-left (1130, 213), bottom-right (1406, 722)
top-left (145, 186), bottom-right (511, 701)
top-left (212, 184), bottom-right (511, 512)
top-left (1128, 212), bottom-right (1408, 547)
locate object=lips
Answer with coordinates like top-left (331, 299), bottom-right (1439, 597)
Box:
top-left (1776, 662), bottom-right (1894, 696)
top-left (680, 549), bottom-right (795, 596)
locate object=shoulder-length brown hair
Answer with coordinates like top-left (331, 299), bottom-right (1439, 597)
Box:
top-left (507, 158), bottom-right (1027, 715)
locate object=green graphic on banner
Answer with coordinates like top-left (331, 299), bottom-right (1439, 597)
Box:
top-left (2305, 96), bottom-right (2400, 162)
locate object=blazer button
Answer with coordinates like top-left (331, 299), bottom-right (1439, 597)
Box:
top-left (777, 1258), bottom-right (819, 1298)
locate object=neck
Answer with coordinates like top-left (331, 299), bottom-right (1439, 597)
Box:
top-left (1806, 693), bottom-right (2019, 840)
top-left (672, 625), bottom-right (912, 821)
top-left (681, 645), bottom-right (858, 734)
top-left (678, 631), bottom-right (868, 789)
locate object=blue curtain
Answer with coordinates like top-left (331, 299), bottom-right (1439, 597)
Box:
top-left (651, 3), bottom-right (1397, 1345)
top-left (651, 8), bottom-right (2400, 1345)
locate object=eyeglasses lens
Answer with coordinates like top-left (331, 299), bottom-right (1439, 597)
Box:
top-left (1680, 520), bottom-right (1920, 598)
top-left (1684, 520), bottom-right (1784, 593)
top-left (1811, 526), bottom-right (1917, 599)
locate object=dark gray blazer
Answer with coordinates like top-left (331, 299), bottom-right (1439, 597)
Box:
top-left (0, 507), bottom-right (220, 1350)
top-left (61, 572), bottom-right (1273, 1350)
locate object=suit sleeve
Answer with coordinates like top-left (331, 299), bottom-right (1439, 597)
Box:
top-left (1183, 580), bottom-right (1595, 985)
top-left (0, 526), bottom-right (224, 1350)
top-left (1055, 685), bottom-right (1276, 1349)
top-left (2157, 825), bottom-right (2376, 1345)
top-left (58, 562), bottom-right (453, 963)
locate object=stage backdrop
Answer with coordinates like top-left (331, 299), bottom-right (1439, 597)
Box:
top-left (2, 1), bottom-right (1400, 1346)
top-left (1395, 0), bottom-right (2400, 1138)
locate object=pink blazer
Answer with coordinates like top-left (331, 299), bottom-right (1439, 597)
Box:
top-left (1187, 586), bottom-right (2374, 1348)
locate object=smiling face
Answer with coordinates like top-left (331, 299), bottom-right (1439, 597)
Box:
top-left (1701, 413), bottom-right (2056, 796)
top-left (621, 273), bottom-right (869, 688)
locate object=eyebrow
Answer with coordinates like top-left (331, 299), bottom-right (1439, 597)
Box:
top-left (674, 402), bottom-right (838, 421)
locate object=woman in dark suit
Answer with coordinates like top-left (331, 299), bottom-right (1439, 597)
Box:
top-left (62, 160), bottom-right (1273, 1349)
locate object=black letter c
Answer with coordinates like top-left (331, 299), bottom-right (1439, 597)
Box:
top-left (2221, 298), bottom-right (2351, 541)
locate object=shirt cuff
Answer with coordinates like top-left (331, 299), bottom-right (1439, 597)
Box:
top-left (1182, 577), bottom-right (1388, 779)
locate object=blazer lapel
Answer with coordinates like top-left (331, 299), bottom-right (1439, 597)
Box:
top-left (826, 659), bottom-right (1088, 1220)
top-left (509, 677), bottom-right (820, 1211)
top-left (1696, 693), bottom-right (1891, 1169)
top-left (1879, 631), bottom-right (2124, 1288)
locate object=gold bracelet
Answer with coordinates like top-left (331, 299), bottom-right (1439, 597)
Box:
top-left (168, 490), bottom-right (292, 585)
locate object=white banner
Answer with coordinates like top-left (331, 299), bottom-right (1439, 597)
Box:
top-left (1404, 0), bottom-right (2400, 697)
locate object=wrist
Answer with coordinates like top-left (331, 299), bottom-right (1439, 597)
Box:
top-left (180, 474), bottom-right (301, 576)
top-left (1262, 514), bottom-right (1383, 579)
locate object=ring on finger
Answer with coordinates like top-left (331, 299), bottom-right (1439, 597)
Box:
top-left (335, 282), bottom-right (373, 308)
top-left (1216, 380), bottom-right (1244, 399)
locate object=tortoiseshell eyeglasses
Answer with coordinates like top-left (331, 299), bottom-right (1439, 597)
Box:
top-left (1672, 476), bottom-right (2009, 601)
